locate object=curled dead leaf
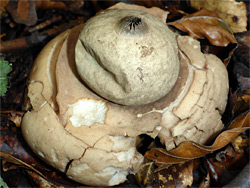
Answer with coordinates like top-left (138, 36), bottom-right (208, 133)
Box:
top-left (188, 0), bottom-right (247, 33)
top-left (145, 111), bottom-right (250, 168)
top-left (168, 8), bottom-right (238, 65)
top-left (168, 9), bottom-right (237, 47)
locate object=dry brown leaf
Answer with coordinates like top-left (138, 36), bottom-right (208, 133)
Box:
top-left (6, 0), bottom-right (37, 26)
top-left (0, 150), bottom-right (81, 187)
top-left (135, 160), bottom-right (155, 186)
top-left (168, 9), bottom-right (237, 47)
top-left (0, 150), bottom-right (46, 179)
top-left (172, 9), bottom-right (237, 66)
top-left (145, 111), bottom-right (250, 168)
top-left (152, 160), bottom-right (196, 188)
top-left (105, 2), bottom-right (169, 23)
top-left (185, 8), bottom-right (218, 17)
top-left (189, 0), bottom-right (247, 33)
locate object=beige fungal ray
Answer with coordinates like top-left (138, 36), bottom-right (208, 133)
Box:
top-left (28, 30), bottom-right (70, 110)
top-left (21, 8), bottom-right (229, 186)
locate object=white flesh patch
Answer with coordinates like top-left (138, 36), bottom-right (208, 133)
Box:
top-left (38, 151), bottom-right (45, 158)
top-left (95, 167), bottom-right (128, 186)
top-left (70, 99), bottom-right (107, 127)
top-left (188, 37), bottom-right (195, 45)
top-left (72, 163), bottom-right (90, 174)
top-left (51, 149), bottom-right (58, 162)
top-left (108, 171), bottom-right (128, 186)
top-left (113, 148), bottom-right (135, 162)
top-left (109, 136), bottom-right (134, 151)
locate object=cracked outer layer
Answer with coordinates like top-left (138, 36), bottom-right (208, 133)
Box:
top-left (158, 36), bottom-right (229, 150)
top-left (22, 25), bottom-right (148, 186)
top-left (21, 9), bottom-right (229, 187)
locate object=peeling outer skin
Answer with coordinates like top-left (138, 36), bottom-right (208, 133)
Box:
top-left (22, 25), bottom-right (146, 186)
top-left (66, 136), bottom-right (144, 186)
top-left (27, 81), bottom-right (47, 111)
top-left (21, 18), bottom-right (229, 187)
top-left (158, 35), bottom-right (229, 150)
top-left (28, 30), bottom-right (71, 111)
top-left (21, 103), bottom-right (88, 173)
top-left (55, 25), bottom-right (160, 144)
top-left (55, 23), bottom-right (189, 145)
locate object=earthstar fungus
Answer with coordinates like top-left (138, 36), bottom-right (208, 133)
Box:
top-left (21, 9), bottom-right (229, 186)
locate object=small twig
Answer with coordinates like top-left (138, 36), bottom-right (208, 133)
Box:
top-left (28, 15), bottom-right (62, 33)
top-left (0, 18), bottom-right (85, 53)
top-left (0, 37), bottom-right (29, 53)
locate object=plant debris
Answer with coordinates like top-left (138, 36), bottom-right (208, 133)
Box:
top-left (167, 8), bottom-right (238, 66)
top-left (204, 135), bottom-right (249, 186)
top-left (188, 0), bottom-right (248, 33)
top-left (0, 58), bottom-right (12, 96)
top-left (145, 111), bottom-right (249, 167)
top-left (168, 9), bottom-right (237, 47)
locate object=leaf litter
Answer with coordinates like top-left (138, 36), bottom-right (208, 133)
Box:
top-left (0, 0), bottom-right (249, 187)
top-left (145, 111), bottom-right (249, 165)
top-left (188, 0), bottom-right (248, 33)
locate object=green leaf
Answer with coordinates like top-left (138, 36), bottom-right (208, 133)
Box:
top-left (0, 58), bottom-right (12, 96)
top-left (0, 176), bottom-right (8, 188)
